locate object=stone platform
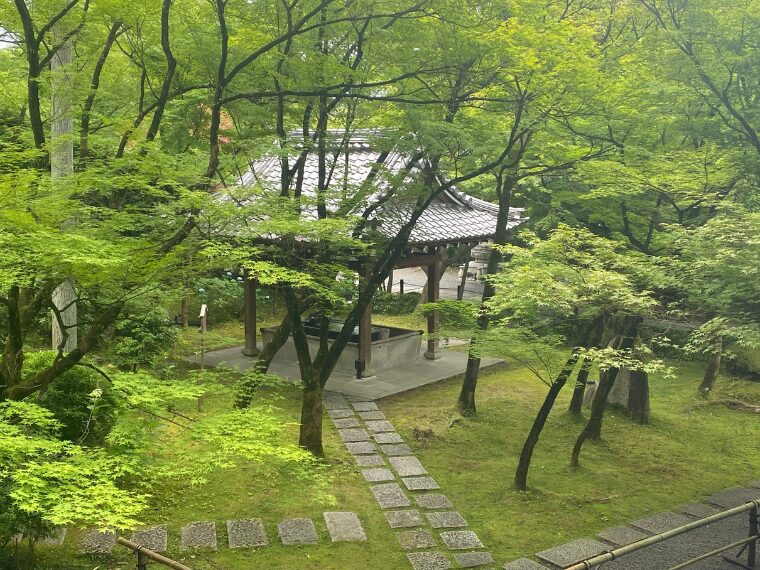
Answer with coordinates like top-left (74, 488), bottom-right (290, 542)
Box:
top-left (188, 344), bottom-right (503, 400)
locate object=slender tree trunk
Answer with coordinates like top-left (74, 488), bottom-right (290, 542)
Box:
top-left (699, 337), bottom-right (722, 398)
top-left (568, 357), bottom-right (591, 416)
top-left (628, 370), bottom-right (650, 423)
top-left (514, 350), bottom-right (579, 491)
top-left (299, 377), bottom-right (325, 456)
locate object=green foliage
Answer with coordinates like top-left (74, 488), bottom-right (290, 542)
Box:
top-left (372, 292), bottom-right (421, 315)
top-left (191, 276), bottom-right (244, 324)
top-left (111, 303), bottom-right (179, 371)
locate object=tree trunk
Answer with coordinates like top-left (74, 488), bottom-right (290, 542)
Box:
top-left (699, 337), bottom-right (722, 398)
top-left (514, 350), bottom-right (579, 491)
top-left (628, 370), bottom-right (650, 424)
top-left (568, 357), bottom-right (591, 416)
top-left (298, 378), bottom-right (324, 456)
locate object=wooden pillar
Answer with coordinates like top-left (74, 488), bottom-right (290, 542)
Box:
top-left (424, 246), bottom-right (441, 360)
top-left (242, 269), bottom-right (259, 356)
top-left (357, 261), bottom-right (373, 377)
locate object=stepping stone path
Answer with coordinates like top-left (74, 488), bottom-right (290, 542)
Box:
top-left (597, 525), bottom-right (649, 546)
top-left (80, 529), bottom-right (116, 554)
top-left (227, 518), bottom-right (268, 548)
top-left (324, 391), bottom-right (492, 568)
top-left (630, 512), bottom-right (691, 535)
top-left (130, 524), bottom-right (168, 552)
top-left (502, 558), bottom-right (549, 569)
top-left (324, 512), bottom-right (367, 542)
top-left (278, 518), bottom-right (318, 545)
top-left (536, 538), bottom-right (609, 568)
top-left (181, 521), bottom-right (217, 550)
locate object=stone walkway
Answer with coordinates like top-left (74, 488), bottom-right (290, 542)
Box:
top-left (503, 481), bottom-right (760, 569)
top-left (324, 391), bottom-right (495, 569)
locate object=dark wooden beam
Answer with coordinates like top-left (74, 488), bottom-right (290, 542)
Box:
top-left (394, 252), bottom-right (442, 270)
top-left (423, 246), bottom-right (441, 360)
top-left (242, 270), bottom-right (259, 356)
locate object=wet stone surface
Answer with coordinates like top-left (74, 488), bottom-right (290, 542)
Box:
top-left (536, 538), bottom-right (608, 568)
top-left (339, 428), bottom-right (370, 442)
top-left (278, 518), bottom-right (318, 546)
top-left (389, 456), bottom-right (427, 477)
top-left (407, 551), bottom-right (452, 570)
top-left (355, 454), bottom-right (385, 466)
top-left (371, 483), bottom-right (411, 509)
top-left (80, 529), bottom-right (116, 554)
top-left (130, 525), bottom-right (168, 552)
top-left (181, 521), bottom-right (217, 550)
top-left (227, 518), bottom-right (268, 548)
top-left (385, 509), bottom-right (424, 528)
top-left (426, 511), bottom-right (467, 529)
top-left (362, 467), bottom-right (395, 482)
top-left (440, 530), bottom-right (484, 549)
top-left (346, 441), bottom-right (377, 455)
top-left (454, 552), bottom-right (496, 568)
top-left (415, 494), bottom-right (453, 509)
top-left (597, 526), bottom-right (649, 547)
top-left (374, 432), bottom-right (404, 444)
top-left (323, 512), bottom-right (366, 542)
top-left (403, 476), bottom-right (440, 491)
top-left (380, 443), bottom-right (414, 456)
top-left (397, 530), bottom-right (437, 550)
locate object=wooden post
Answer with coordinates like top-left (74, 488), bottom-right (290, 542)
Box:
top-left (242, 269), bottom-right (259, 356)
top-left (199, 304), bottom-right (207, 370)
top-left (424, 246), bottom-right (441, 360)
top-left (357, 261), bottom-right (373, 377)
top-left (458, 256), bottom-right (470, 301)
top-left (399, 279), bottom-right (404, 295)
top-left (387, 269), bottom-right (394, 294)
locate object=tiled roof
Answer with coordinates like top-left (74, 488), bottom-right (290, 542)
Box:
top-left (237, 133), bottom-right (527, 245)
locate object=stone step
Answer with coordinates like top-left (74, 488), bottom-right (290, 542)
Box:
top-left (180, 521), bottom-right (217, 550)
top-left (226, 518), bottom-right (267, 548)
top-left (323, 512), bottom-right (366, 542)
top-left (278, 518), bottom-right (318, 546)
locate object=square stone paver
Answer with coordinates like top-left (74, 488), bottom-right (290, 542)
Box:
top-left (356, 454), bottom-right (385, 466)
top-left (371, 483), bottom-right (411, 508)
top-left (597, 526), bottom-right (649, 546)
top-left (339, 428), bottom-right (370, 442)
top-left (397, 530), bottom-right (437, 550)
top-left (707, 487), bottom-right (760, 509)
top-left (440, 530), bottom-right (484, 549)
top-left (407, 551), bottom-right (452, 569)
top-left (380, 443), bottom-right (414, 456)
top-left (385, 509), bottom-right (424, 528)
top-left (630, 512), bottom-right (692, 535)
top-left (365, 420), bottom-right (396, 433)
top-left (362, 467), bottom-right (395, 482)
top-left (130, 525), bottom-right (168, 552)
top-left (358, 410), bottom-right (386, 421)
top-left (227, 519), bottom-right (267, 548)
top-left (415, 494), bottom-right (453, 509)
top-left (502, 558), bottom-right (548, 569)
top-left (352, 401), bottom-right (379, 411)
top-left (390, 456), bottom-right (427, 477)
top-left (677, 502), bottom-right (721, 519)
top-left (374, 432), bottom-right (404, 444)
top-left (426, 511), bottom-right (467, 528)
top-left (323, 512), bottom-right (366, 542)
top-left (454, 552), bottom-right (496, 568)
top-left (332, 417), bottom-right (360, 428)
top-left (536, 538), bottom-right (608, 568)
top-left (327, 408), bottom-right (354, 419)
top-left (278, 518), bottom-right (318, 545)
top-left (403, 476), bottom-right (439, 491)
top-left (346, 441), bottom-right (377, 455)
top-left (79, 529), bottom-right (116, 554)
top-left (181, 521), bottom-right (217, 550)
top-left (323, 396), bottom-right (349, 410)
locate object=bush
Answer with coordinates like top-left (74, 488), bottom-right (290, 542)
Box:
top-left (111, 304), bottom-right (179, 371)
top-left (189, 276), bottom-right (245, 324)
top-left (25, 352), bottom-right (118, 445)
top-left (372, 292), bottom-right (421, 315)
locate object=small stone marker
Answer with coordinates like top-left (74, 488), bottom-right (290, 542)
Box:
top-left (352, 401), bottom-right (379, 412)
top-left (374, 432), bottom-right (404, 444)
top-left (181, 521), bottom-right (217, 550)
top-left (371, 483), bottom-right (412, 509)
top-left (323, 512), bottom-right (366, 542)
top-left (403, 476), bottom-right (440, 491)
top-left (130, 525), bottom-right (168, 552)
top-left (426, 511), bottom-right (467, 529)
top-left (362, 468), bottom-right (395, 482)
top-left (390, 456), bottom-right (427, 477)
top-left (227, 518), bottom-right (267, 548)
top-left (328, 408), bottom-right (354, 419)
top-left (339, 428), bottom-right (370, 442)
top-left (346, 441), bottom-right (377, 455)
top-left (454, 552), bottom-right (496, 568)
top-left (415, 494), bottom-right (453, 509)
top-left (380, 443), bottom-right (414, 456)
top-left (356, 454), bottom-right (385, 466)
top-left (80, 528), bottom-right (116, 554)
top-left (440, 530), bottom-right (484, 549)
top-left (597, 526), bottom-right (649, 546)
top-left (278, 518), bottom-right (318, 546)
top-left (536, 538), bottom-right (608, 568)
top-left (407, 551), bottom-right (452, 569)
top-left (365, 420), bottom-right (396, 433)
top-left (707, 487), bottom-right (760, 509)
top-left (630, 512), bottom-right (691, 535)
top-left (359, 410), bottom-right (386, 421)
top-left (677, 503), bottom-right (721, 519)
top-left (385, 510), bottom-right (424, 528)
top-left (333, 417), bottom-right (361, 428)
top-left (397, 530), bottom-right (437, 550)
top-left (502, 558), bottom-right (548, 570)
top-left (41, 527), bottom-right (67, 546)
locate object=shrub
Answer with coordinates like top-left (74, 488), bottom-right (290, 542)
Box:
top-left (372, 292), bottom-right (421, 315)
top-left (111, 304), bottom-right (179, 371)
top-left (189, 276), bottom-right (244, 324)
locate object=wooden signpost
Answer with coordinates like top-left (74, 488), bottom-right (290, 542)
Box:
top-left (199, 304), bottom-right (207, 370)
